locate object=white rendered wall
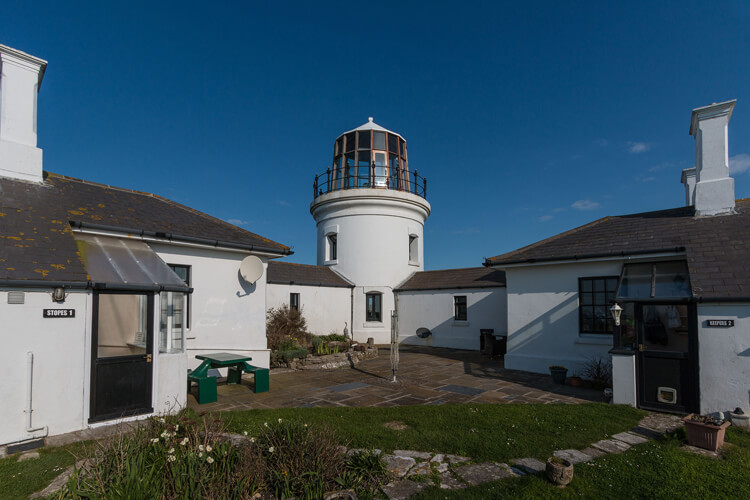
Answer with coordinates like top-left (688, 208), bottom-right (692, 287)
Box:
top-left (697, 303), bottom-right (750, 414)
top-left (150, 243), bottom-right (271, 370)
top-left (156, 352), bottom-right (188, 414)
top-left (267, 283), bottom-right (351, 336)
top-left (0, 290), bottom-right (90, 446)
top-left (503, 261), bottom-right (621, 375)
top-left (310, 189), bottom-right (430, 343)
top-left (397, 288), bottom-right (507, 350)
top-left (612, 354), bottom-right (636, 406)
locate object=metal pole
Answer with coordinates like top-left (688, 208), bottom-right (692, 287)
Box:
top-left (390, 310), bottom-right (399, 382)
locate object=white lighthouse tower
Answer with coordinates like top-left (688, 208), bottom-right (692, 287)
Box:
top-left (310, 118), bottom-right (431, 343)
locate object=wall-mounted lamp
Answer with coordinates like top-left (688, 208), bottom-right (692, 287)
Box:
top-left (52, 287), bottom-right (65, 302)
top-left (610, 303), bottom-right (623, 326)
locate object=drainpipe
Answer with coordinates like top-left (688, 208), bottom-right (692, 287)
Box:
top-left (25, 352), bottom-right (48, 437)
top-left (350, 287), bottom-right (354, 342)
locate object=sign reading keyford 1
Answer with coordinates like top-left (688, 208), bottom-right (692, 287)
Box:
top-left (43, 309), bottom-right (75, 318)
top-left (706, 319), bottom-right (734, 327)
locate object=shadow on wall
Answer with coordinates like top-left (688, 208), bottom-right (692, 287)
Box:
top-left (399, 292), bottom-right (502, 350)
top-left (236, 270), bottom-right (257, 297)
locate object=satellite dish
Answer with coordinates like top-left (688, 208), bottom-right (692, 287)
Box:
top-left (239, 255), bottom-right (264, 284)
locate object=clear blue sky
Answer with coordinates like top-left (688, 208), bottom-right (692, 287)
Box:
top-left (3, 1), bottom-right (749, 269)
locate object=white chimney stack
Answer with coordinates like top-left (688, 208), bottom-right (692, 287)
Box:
top-left (0, 44), bottom-right (47, 183)
top-left (680, 167), bottom-right (696, 206)
top-left (689, 100), bottom-right (737, 216)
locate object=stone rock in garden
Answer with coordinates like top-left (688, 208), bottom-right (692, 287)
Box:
top-left (393, 450), bottom-right (432, 460)
top-left (438, 472), bottom-right (466, 490)
top-left (553, 449), bottom-right (592, 464)
top-left (591, 439), bottom-right (630, 454)
top-left (30, 459), bottom-right (92, 499)
top-left (17, 451), bottom-right (40, 461)
top-left (636, 413), bottom-right (683, 435)
top-left (611, 432), bottom-right (649, 445)
top-left (407, 461), bottom-right (432, 477)
top-left (434, 462), bottom-right (449, 473)
top-left (496, 462), bottom-right (521, 476)
top-left (512, 457), bottom-right (546, 474)
top-left (580, 447), bottom-right (606, 459)
top-left (444, 454), bottom-right (470, 464)
top-left (383, 455), bottom-right (416, 478)
top-left (430, 453), bottom-right (444, 463)
top-left (453, 462), bottom-right (515, 486)
top-left (382, 480), bottom-right (427, 500)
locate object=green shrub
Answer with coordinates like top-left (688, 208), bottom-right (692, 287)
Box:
top-left (64, 411), bottom-right (264, 499)
top-left (322, 333), bottom-right (348, 342)
top-left (255, 418), bottom-right (347, 499)
top-left (266, 304), bottom-right (309, 351)
top-left (337, 449), bottom-right (389, 498)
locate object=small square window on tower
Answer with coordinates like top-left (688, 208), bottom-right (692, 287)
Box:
top-left (408, 234), bottom-right (418, 264)
top-left (327, 234), bottom-right (337, 261)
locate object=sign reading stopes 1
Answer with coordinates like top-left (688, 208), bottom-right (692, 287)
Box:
top-left (43, 309), bottom-right (75, 318)
top-left (706, 319), bottom-right (734, 327)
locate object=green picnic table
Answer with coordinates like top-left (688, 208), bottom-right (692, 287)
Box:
top-left (188, 352), bottom-right (270, 404)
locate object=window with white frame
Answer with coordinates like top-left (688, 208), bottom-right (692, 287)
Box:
top-left (454, 295), bottom-right (467, 321)
top-left (366, 292), bottom-right (382, 322)
top-left (327, 234), bottom-right (337, 261)
top-left (160, 264), bottom-right (190, 353)
top-left (290, 292), bottom-right (300, 311)
top-left (408, 234), bottom-right (419, 264)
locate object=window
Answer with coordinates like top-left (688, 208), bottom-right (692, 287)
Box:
top-left (409, 235), bottom-right (418, 264)
top-left (579, 276), bottom-right (618, 334)
top-left (454, 295), bottom-right (467, 321)
top-left (160, 264), bottom-right (190, 353)
top-left (366, 293), bottom-right (382, 322)
top-left (290, 292), bottom-right (300, 311)
top-left (327, 234), bottom-right (337, 261)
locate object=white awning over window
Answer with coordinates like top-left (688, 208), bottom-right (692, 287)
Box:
top-left (74, 233), bottom-right (190, 291)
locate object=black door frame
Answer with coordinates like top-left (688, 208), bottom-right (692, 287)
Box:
top-left (634, 300), bottom-right (699, 414)
top-left (89, 290), bottom-right (155, 423)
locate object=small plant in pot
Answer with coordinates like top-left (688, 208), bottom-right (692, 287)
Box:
top-left (549, 365), bottom-right (568, 385)
top-left (568, 373), bottom-right (582, 387)
top-left (683, 413), bottom-right (731, 451)
top-left (546, 456), bottom-right (574, 486)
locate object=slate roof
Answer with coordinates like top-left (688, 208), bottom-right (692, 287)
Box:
top-left (397, 267), bottom-right (506, 291)
top-left (0, 172), bottom-right (291, 284)
top-left (267, 261), bottom-right (353, 288)
top-left (485, 199), bottom-right (750, 300)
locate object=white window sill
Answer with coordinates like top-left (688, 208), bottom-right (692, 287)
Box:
top-left (362, 322), bottom-right (384, 328)
top-left (453, 321), bottom-right (470, 327)
top-left (408, 261), bottom-right (420, 267)
top-left (159, 350), bottom-right (186, 356)
top-left (575, 335), bottom-right (613, 346)
top-left (324, 259), bottom-right (338, 266)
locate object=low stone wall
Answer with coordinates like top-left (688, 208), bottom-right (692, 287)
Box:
top-left (284, 347), bottom-right (378, 370)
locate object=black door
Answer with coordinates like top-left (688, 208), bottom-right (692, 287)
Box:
top-left (636, 303), bottom-right (697, 413)
top-left (90, 292), bottom-right (154, 422)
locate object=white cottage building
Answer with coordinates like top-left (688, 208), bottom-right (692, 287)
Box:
top-left (486, 100), bottom-right (750, 416)
top-left (0, 45), bottom-right (290, 448)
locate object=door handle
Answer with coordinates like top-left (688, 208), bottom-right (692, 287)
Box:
top-left (146, 354), bottom-right (152, 363)
top-left (638, 344), bottom-right (645, 352)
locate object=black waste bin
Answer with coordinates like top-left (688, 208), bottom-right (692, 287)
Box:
top-left (480, 329), bottom-right (506, 357)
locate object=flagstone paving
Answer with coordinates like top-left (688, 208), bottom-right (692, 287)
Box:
top-left (188, 345), bottom-right (604, 410)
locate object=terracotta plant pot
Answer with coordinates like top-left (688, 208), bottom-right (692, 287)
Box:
top-left (683, 414), bottom-right (731, 451)
top-left (569, 376), bottom-right (582, 387)
top-left (546, 457), bottom-right (574, 486)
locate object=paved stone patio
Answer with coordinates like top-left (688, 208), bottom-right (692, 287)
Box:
top-left (188, 345), bottom-right (604, 411)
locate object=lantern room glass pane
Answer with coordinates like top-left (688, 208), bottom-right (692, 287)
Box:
top-left (388, 134), bottom-right (398, 153)
top-left (345, 133), bottom-right (356, 152)
top-left (373, 131), bottom-right (386, 150)
top-left (358, 130), bottom-right (371, 149)
top-left (400, 141), bottom-right (407, 159)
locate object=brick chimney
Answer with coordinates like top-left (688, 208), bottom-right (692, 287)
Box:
top-left (0, 44), bottom-right (47, 183)
top-left (689, 100), bottom-right (737, 216)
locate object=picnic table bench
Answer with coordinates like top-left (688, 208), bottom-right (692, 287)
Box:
top-left (188, 352), bottom-right (269, 404)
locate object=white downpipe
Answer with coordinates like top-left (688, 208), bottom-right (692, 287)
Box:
top-left (25, 352), bottom-right (48, 437)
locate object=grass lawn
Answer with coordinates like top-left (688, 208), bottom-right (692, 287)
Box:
top-left (0, 441), bottom-right (89, 500)
top-left (415, 426), bottom-right (750, 499)
top-left (223, 403), bottom-right (645, 462)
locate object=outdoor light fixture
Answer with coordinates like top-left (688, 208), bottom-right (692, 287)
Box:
top-left (52, 287), bottom-right (65, 302)
top-left (610, 303), bottom-right (623, 326)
